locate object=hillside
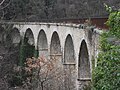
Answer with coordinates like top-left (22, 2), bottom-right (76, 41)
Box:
top-left (0, 0), bottom-right (120, 21)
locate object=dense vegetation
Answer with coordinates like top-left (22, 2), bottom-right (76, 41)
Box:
top-left (0, 0), bottom-right (120, 21)
top-left (92, 7), bottom-right (120, 90)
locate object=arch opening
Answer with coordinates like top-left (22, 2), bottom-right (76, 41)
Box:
top-left (19, 28), bottom-right (35, 66)
top-left (50, 31), bottom-right (62, 62)
top-left (50, 32), bottom-right (61, 54)
top-left (64, 34), bottom-right (75, 64)
top-left (24, 28), bottom-right (34, 46)
top-left (37, 30), bottom-right (48, 57)
top-left (11, 28), bottom-right (21, 45)
top-left (78, 40), bottom-right (91, 79)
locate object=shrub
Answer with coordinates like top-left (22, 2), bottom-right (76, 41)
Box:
top-left (92, 7), bottom-right (120, 90)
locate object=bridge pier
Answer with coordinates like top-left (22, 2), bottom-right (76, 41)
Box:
top-left (77, 78), bottom-right (91, 90)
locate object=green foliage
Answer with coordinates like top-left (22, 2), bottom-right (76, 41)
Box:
top-left (106, 11), bottom-right (120, 38)
top-left (19, 37), bottom-right (36, 66)
top-left (34, 49), bottom-right (39, 58)
top-left (92, 46), bottom-right (120, 90)
top-left (92, 8), bottom-right (120, 90)
top-left (83, 82), bottom-right (92, 90)
top-left (92, 56), bottom-right (95, 70)
top-left (11, 37), bottom-right (38, 86)
top-left (100, 32), bottom-right (112, 51)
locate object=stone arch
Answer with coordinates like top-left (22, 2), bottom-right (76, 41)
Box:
top-left (78, 40), bottom-right (91, 79)
top-left (11, 28), bottom-right (21, 45)
top-left (64, 34), bottom-right (75, 64)
top-left (37, 30), bottom-right (48, 57)
top-left (20, 28), bottom-right (35, 64)
top-left (50, 31), bottom-right (61, 54)
top-left (50, 31), bottom-right (62, 62)
top-left (24, 28), bottom-right (35, 45)
top-left (9, 28), bottom-right (21, 65)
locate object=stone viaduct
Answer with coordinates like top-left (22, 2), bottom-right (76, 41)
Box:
top-left (1, 22), bottom-right (101, 90)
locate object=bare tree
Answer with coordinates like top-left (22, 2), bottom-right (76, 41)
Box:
top-left (0, 0), bottom-right (11, 20)
top-left (20, 56), bottom-right (65, 90)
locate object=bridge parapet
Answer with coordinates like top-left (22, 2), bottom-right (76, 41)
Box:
top-left (0, 22), bottom-right (82, 28)
top-left (0, 21), bottom-right (105, 31)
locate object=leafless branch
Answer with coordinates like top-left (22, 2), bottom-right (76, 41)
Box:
top-left (0, 0), bottom-right (11, 10)
top-left (0, 0), bottom-right (6, 6)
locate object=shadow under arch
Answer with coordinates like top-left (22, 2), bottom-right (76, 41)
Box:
top-left (19, 28), bottom-right (35, 66)
top-left (24, 28), bottom-right (35, 46)
top-left (64, 34), bottom-right (75, 64)
top-left (50, 31), bottom-right (61, 54)
top-left (4, 27), bottom-right (21, 47)
top-left (50, 31), bottom-right (62, 62)
top-left (78, 40), bottom-right (91, 79)
top-left (10, 27), bottom-right (21, 45)
top-left (37, 29), bottom-right (48, 58)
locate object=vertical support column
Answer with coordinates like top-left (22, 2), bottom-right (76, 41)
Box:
top-left (64, 34), bottom-right (76, 90)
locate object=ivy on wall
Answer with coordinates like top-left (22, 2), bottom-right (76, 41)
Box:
top-left (92, 7), bottom-right (120, 90)
top-left (19, 37), bottom-right (39, 66)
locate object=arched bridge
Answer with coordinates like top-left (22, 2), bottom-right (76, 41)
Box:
top-left (1, 22), bottom-right (101, 90)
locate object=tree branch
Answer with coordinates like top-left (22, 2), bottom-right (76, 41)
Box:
top-left (0, 0), bottom-right (6, 6)
top-left (0, 0), bottom-right (11, 10)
